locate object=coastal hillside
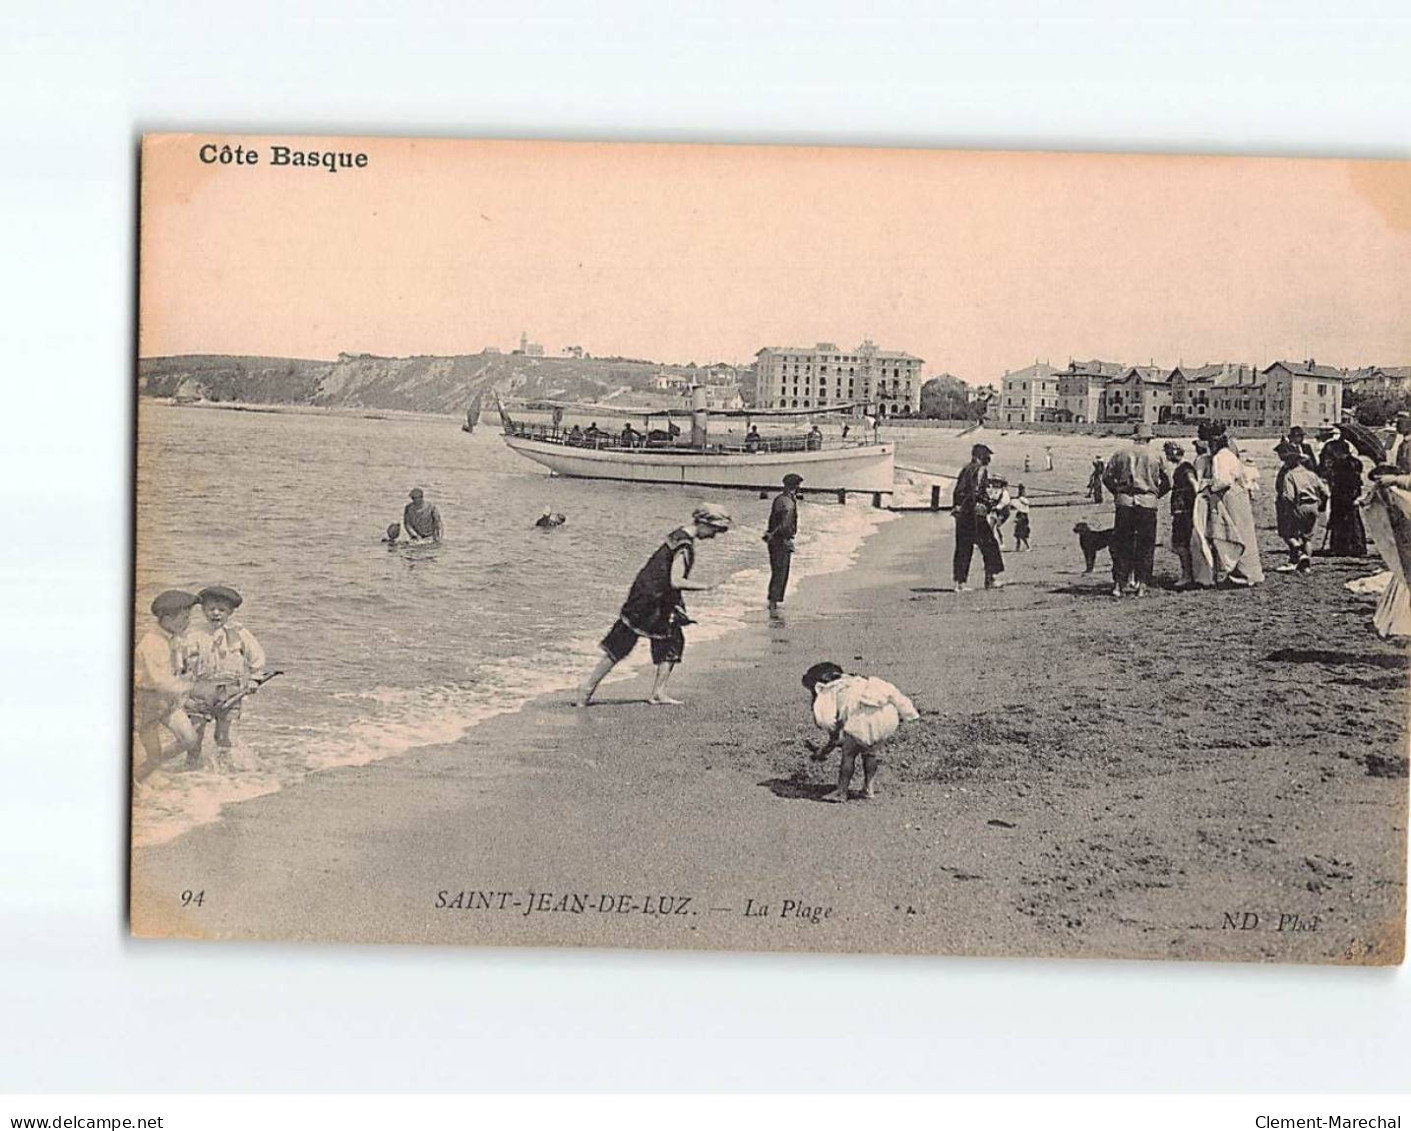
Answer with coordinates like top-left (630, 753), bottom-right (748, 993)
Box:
top-left (137, 352), bottom-right (718, 415)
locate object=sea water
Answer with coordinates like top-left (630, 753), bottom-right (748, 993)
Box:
top-left (133, 403), bottom-right (895, 846)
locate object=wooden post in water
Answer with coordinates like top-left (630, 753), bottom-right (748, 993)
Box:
top-left (872, 492), bottom-right (883, 508)
top-left (931, 485), bottom-right (941, 510)
top-left (837, 488), bottom-right (847, 505)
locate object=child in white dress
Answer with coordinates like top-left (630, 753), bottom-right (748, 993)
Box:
top-left (802, 661), bottom-right (919, 803)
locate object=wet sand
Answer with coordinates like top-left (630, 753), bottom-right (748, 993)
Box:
top-left (132, 448), bottom-right (1408, 963)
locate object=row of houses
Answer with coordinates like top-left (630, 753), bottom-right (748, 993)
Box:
top-left (1344, 365), bottom-right (1411, 396)
top-left (754, 340), bottom-right (924, 415)
top-left (999, 358), bottom-right (1349, 430)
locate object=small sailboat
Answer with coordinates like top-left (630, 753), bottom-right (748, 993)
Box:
top-left (461, 392), bottom-right (484, 433)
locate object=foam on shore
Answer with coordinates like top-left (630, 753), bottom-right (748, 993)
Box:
top-left (132, 501), bottom-right (897, 848)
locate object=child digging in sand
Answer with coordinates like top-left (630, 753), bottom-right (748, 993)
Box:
top-left (802, 661), bottom-right (919, 803)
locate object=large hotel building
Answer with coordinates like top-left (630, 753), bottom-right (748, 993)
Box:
top-left (754, 340), bottom-right (924, 416)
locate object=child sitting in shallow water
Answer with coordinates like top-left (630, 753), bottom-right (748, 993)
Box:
top-left (802, 661), bottom-right (919, 803)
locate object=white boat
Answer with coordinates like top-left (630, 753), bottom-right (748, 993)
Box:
top-left (496, 388), bottom-right (896, 495)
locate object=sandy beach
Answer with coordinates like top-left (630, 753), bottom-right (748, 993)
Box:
top-left (131, 437), bottom-right (1408, 964)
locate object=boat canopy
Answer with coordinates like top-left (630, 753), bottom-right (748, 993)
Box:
top-left (504, 397), bottom-right (869, 419)
top-left (710, 403), bottom-right (868, 418)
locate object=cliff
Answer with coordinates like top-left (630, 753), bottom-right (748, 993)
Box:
top-left (137, 352), bottom-right (711, 414)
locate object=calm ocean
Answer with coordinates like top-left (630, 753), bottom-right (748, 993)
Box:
top-left (133, 403), bottom-right (896, 845)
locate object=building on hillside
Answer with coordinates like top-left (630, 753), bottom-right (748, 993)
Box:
top-left (1101, 366), bottom-right (1170, 425)
top-left (998, 362), bottom-right (1059, 423)
top-left (699, 384), bottom-right (745, 410)
top-left (1055, 359), bottom-right (1125, 423)
top-left (754, 340), bottom-right (923, 415)
top-left (1260, 360), bottom-right (1343, 429)
top-left (701, 363), bottom-right (742, 386)
top-left (517, 332), bottom-right (545, 357)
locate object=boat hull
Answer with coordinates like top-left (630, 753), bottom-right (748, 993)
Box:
top-left (503, 436), bottom-right (897, 494)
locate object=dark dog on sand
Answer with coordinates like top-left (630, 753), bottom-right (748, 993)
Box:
top-left (1074, 521), bottom-right (1114, 573)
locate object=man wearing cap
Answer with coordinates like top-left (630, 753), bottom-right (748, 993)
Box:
top-left (403, 488), bottom-right (443, 542)
top-left (1101, 423), bottom-right (1171, 597)
top-left (952, 443), bottom-right (1005, 591)
top-left (133, 589), bottom-right (201, 781)
top-left (575, 505), bottom-right (732, 706)
top-left (764, 473), bottom-right (803, 611)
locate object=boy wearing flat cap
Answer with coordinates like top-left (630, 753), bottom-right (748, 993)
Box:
top-left (133, 590), bottom-right (201, 781)
top-left (190, 585), bottom-right (268, 757)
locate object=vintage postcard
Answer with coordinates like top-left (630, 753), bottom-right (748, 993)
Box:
top-left (132, 134), bottom-right (1409, 963)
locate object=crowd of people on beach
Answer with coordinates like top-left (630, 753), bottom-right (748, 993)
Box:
top-left (137, 412), bottom-right (1411, 804)
top-left (951, 416), bottom-right (1411, 602)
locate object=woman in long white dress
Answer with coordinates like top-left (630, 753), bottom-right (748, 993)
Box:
top-left (1193, 425), bottom-right (1264, 586)
top-left (1361, 469), bottom-right (1411, 636)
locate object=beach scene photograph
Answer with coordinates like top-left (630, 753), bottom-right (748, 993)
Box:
top-left (131, 134), bottom-right (1410, 963)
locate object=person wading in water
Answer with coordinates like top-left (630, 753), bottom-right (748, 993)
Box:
top-left (574, 505), bottom-right (733, 706)
top-left (403, 488), bottom-right (443, 543)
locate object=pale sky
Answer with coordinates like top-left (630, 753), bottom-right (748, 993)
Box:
top-left (140, 135), bottom-right (1411, 384)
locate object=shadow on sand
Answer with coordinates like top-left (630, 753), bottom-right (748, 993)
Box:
top-left (760, 777), bottom-right (838, 803)
top-left (1263, 648), bottom-right (1410, 670)
top-left (570, 696), bottom-right (651, 708)
top-left (1049, 583), bottom-right (1118, 598)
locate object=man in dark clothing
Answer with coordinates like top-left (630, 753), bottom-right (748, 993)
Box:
top-left (575, 505), bottom-right (732, 706)
top-left (1319, 426), bottom-right (1367, 556)
top-left (1087, 457), bottom-right (1105, 503)
top-left (403, 488), bottom-right (443, 542)
top-left (952, 443), bottom-right (1005, 590)
top-left (1164, 441), bottom-right (1198, 589)
top-left (764, 473), bottom-right (803, 610)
